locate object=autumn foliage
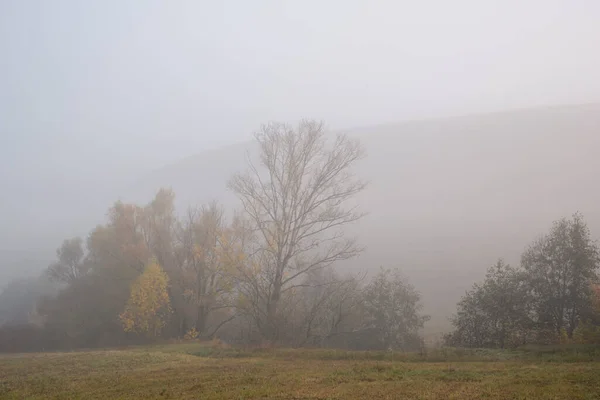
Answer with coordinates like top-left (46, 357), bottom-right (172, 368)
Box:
top-left (120, 259), bottom-right (171, 337)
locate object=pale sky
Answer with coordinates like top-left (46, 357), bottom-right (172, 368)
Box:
top-left (1, 0), bottom-right (600, 191)
top-left (1, 0), bottom-right (600, 289)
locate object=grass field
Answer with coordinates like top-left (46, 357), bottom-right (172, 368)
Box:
top-left (2, 344), bottom-right (600, 399)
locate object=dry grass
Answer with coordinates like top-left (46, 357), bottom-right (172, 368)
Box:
top-left (1, 344), bottom-right (600, 399)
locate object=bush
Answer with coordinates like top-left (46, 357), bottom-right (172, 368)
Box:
top-left (573, 322), bottom-right (600, 344)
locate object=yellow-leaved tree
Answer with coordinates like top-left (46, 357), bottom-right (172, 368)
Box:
top-left (120, 258), bottom-right (172, 337)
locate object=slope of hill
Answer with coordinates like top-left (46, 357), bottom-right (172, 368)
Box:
top-left (126, 103), bottom-right (600, 335)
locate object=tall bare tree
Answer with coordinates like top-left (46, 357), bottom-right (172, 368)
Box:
top-left (228, 120), bottom-right (366, 341)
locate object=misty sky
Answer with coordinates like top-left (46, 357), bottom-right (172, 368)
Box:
top-left (2, 1), bottom-right (600, 183)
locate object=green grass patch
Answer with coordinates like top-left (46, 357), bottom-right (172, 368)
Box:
top-left (147, 342), bottom-right (600, 362)
top-left (2, 344), bottom-right (600, 399)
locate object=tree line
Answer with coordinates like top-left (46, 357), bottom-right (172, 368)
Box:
top-left (0, 120), bottom-right (428, 352)
top-left (1, 119), bottom-right (599, 353)
top-left (445, 213), bottom-right (600, 348)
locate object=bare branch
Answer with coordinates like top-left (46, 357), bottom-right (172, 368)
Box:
top-left (228, 119), bottom-right (366, 341)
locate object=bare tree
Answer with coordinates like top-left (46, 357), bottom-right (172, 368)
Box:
top-left (294, 268), bottom-right (365, 347)
top-left (228, 120), bottom-right (367, 341)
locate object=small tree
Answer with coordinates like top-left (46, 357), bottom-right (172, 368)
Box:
top-left (229, 120), bottom-right (366, 341)
top-left (120, 259), bottom-right (172, 337)
top-left (447, 260), bottom-right (532, 348)
top-left (289, 268), bottom-right (364, 347)
top-left (361, 268), bottom-right (429, 351)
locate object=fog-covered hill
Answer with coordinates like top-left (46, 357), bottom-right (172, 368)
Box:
top-left (3, 103), bottom-right (600, 335)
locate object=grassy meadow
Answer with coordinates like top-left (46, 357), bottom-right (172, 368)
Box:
top-left (2, 343), bottom-right (600, 399)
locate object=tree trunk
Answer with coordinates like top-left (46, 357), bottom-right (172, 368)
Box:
top-left (265, 301), bottom-right (278, 341)
top-left (196, 306), bottom-right (206, 334)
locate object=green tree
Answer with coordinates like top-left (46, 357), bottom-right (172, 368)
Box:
top-left (447, 260), bottom-right (532, 348)
top-left (361, 268), bottom-right (429, 350)
top-left (522, 213), bottom-right (600, 338)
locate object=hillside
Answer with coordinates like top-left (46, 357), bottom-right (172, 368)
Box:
top-left (126, 103), bottom-right (600, 334)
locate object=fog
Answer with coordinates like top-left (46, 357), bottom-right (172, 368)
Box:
top-left (2, 1), bottom-right (600, 342)
top-left (127, 104), bottom-right (600, 335)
